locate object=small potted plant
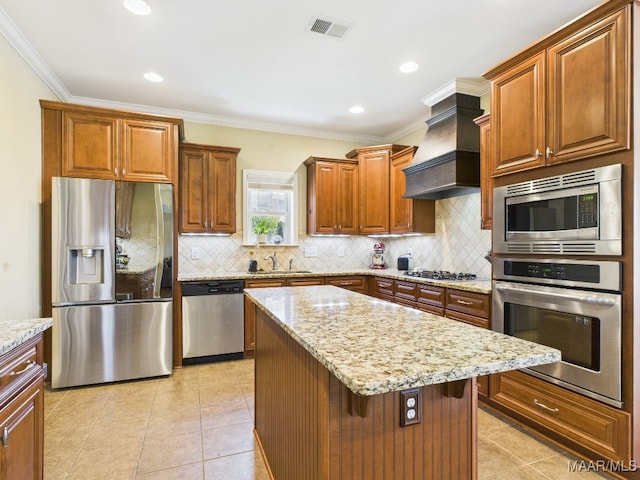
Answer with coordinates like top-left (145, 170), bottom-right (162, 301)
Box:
top-left (252, 215), bottom-right (279, 243)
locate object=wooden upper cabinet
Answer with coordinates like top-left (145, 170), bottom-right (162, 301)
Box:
top-left (304, 157), bottom-right (358, 235)
top-left (345, 144), bottom-right (408, 235)
top-left (486, 4), bottom-right (630, 177)
top-left (546, 6), bottom-right (630, 164)
top-left (46, 100), bottom-right (182, 183)
top-left (62, 110), bottom-right (119, 179)
top-left (490, 52), bottom-right (546, 176)
top-left (121, 119), bottom-right (175, 182)
top-left (389, 146), bottom-right (434, 234)
top-left (473, 114), bottom-right (492, 230)
top-left (179, 143), bottom-right (240, 234)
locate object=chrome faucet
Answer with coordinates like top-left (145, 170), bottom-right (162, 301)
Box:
top-left (265, 252), bottom-right (278, 270)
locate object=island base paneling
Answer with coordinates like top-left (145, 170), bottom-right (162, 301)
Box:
top-left (253, 305), bottom-right (478, 480)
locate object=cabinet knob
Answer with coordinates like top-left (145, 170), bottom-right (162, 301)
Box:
top-left (114, 167), bottom-right (119, 176)
top-left (2, 427), bottom-right (7, 448)
top-left (535, 149), bottom-right (542, 159)
top-left (545, 147), bottom-right (553, 159)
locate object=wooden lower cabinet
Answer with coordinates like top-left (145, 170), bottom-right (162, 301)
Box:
top-left (488, 370), bottom-right (630, 463)
top-left (326, 276), bottom-right (368, 294)
top-left (253, 306), bottom-right (477, 480)
top-left (244, 275), bottom-right (363, 357)
top-left (116, 266), bottom-right (156, 300)
top-left (0, 335), bottom-right (45, 480)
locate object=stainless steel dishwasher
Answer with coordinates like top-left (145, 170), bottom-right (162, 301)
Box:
top-left (182, 280), bottom-right (245, 360)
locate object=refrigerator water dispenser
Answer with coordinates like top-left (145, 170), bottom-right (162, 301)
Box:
top-left (68, 247), bottom-right (104, 285)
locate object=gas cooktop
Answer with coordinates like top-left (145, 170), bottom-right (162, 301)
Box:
top-left (403, 270), bottom-right (477, 281)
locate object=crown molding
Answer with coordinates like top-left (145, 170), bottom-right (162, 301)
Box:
top-left (421, 77), bottom-right (490, 107)
top-left (0, 6), bottom-right (71, 101)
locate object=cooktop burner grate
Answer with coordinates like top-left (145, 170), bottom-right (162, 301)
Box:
top-left (403, 270), bottom-right (477, 280)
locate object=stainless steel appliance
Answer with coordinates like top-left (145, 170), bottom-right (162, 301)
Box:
top-left (493, 163), bottom-right (622, 255)
top-left (403, 270), bottom-right (477, 281)
top-left (182, 280), bottom-right (244, 360)
top-left (492, 258), bottom-right (622, 407)
top-left (51, 177), bottom-right (173, 388)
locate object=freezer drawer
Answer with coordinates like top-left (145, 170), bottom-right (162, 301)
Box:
top-left (51, 302), bottom-right (172, 388)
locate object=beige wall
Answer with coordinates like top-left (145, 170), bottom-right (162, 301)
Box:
top-left (183, 122), bottom-right (368, 231)
top-left (0, 34), bottom-right (56, 321)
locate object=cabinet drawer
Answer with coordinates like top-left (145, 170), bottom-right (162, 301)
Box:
top-left (287, 277), bottom-right (325, 287)
top-left (371, 277), bottom-right (394, 297)
top-left (394, 280), bottom-right (417, 303)
top-left (490, 370), bottom-right (630, 461)
top-left (445, 289), bottom-right (489, 319)
top-left (0, 339), bottom-right (39, 395)
top-left (446, 310), bottom-right (489, 329)
top-left (416, 284), bottom-right (444, 310)
top-left (245, 279), bottom-right (286, 288)
top-left (327, 276), bottom-right (367, 292)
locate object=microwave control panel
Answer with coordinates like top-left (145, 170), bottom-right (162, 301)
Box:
top-left (503, 260), bottom-right (600, 283)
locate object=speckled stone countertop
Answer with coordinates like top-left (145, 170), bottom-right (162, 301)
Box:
top-left (179, 268), bottom-right (492, 294)
top-left (0, 318), bottom-right (53, 357)
top-left (244, 285), bottom-right (560, 397)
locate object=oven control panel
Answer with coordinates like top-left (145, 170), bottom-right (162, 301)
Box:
top-left (495, 258), bottom-right (621, 292)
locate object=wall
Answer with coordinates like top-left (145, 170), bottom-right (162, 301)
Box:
top-left (0, 34), bottom-right (56, 321)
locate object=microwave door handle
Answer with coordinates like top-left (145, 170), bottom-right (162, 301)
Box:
top-left (494, 283), bottom-right (616, 306)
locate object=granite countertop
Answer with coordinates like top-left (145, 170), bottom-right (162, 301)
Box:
top-left (244, 285), bottom-right (560, 397)
top-left (179, 268), bottom-right (492, 294)
top-left (0, 318), bottom-right (53, 357)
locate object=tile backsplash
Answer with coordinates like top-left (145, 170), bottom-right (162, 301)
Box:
top-left (178, 192), bottom-right (492, 279)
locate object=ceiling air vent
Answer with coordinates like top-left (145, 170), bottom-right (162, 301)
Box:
top-left (308, 15), bottom-right (352, 39)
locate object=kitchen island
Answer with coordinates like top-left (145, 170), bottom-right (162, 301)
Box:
top-left (244, 285), bottom-right (559, 480)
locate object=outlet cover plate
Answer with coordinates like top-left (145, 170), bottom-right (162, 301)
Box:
top-left (400, 388), bottom-right (420, 427)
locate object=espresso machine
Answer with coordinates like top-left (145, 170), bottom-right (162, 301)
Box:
top-left (369, 242), bottom-right (388, 269)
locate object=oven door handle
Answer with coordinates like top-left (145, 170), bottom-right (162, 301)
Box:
top-left (494, 283), bottom-right (617, 306)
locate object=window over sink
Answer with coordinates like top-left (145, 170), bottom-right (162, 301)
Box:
top-left (243, 169), bottom-right (298, 246)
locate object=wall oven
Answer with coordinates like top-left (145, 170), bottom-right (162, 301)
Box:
top-left (492, 258), bottom-right (622, 408)
top-left (493, 163), bottom-right (621, 255)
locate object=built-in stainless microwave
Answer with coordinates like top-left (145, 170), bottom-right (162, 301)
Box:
top-left (493, 164), bottom-right (622, 255)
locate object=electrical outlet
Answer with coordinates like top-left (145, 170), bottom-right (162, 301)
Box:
top-left (191, 247), bottom-right (201, 260)
top-left (400, 388), bottom-right (420, 427)
top-left (304, 246), bottom-right (318, 257)
top-left (338, 246), bottom-right (345, 257)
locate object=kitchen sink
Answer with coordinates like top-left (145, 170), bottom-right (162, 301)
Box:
top-left (250, 270), bottom-right (312, 275)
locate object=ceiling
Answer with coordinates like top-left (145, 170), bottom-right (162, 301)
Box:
top-left (0, 0), bottom-right (604, 143)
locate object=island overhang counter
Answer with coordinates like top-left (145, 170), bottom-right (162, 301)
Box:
top-left (244, 285), bottom-right (560, 480)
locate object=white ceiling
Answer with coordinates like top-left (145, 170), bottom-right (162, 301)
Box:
top-left (0, 0), bottom-right (603, 143)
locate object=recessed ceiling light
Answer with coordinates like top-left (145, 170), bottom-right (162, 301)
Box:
top-left (349, 105), bottom-right (364, 114)
top-left (123, 0), bottom-right (151, 16)
top-left (144, 72), bottom-right (163, 83)
top-left (399, 61), bottom-right (420, 74)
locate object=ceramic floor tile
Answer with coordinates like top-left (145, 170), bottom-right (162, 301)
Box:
top-left (44, 359), bottom-right (618, 480)
top-left (204, 451), bottom-right (270, 480)
top-left (138, 430), bottom-right (203, 475)
top-left (202, 422), bottom-right (255, 460)
top-left (136, 462), bottom-right (204, 480)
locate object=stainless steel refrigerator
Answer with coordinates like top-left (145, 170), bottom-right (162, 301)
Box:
top-left (51, 177), bottom-right (173, 388)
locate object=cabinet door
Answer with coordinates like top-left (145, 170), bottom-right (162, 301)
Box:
top-left (390, 148), bottom-right (413, 233)
top-left (490, 52), bottom-right (546, 176)
top-left (121, 119), bottom-right (174, 183)
top-left (208, 150), bottom-right (237, 233)
top-left (476, 115), bottom-right (493, 230)
top-left (62, 111), bottom-right (119, 179)
top-left (311, 162), bottom-right (339, 234)
top-left (546, 6), bottom-right (630, 164)
top-left (244, 279), bottom-right (287, 357)
top-left (179, 149), bottom-right (209, 233)
top-left (358, 149), bottom-right (390, 234)
top-left (0, 376), bottom-right (44, 480)
top-left (336, 163), bottom-right (359, 234)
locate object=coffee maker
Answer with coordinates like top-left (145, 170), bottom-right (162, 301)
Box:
top-left (369, 242), bottom-right (388, 269)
